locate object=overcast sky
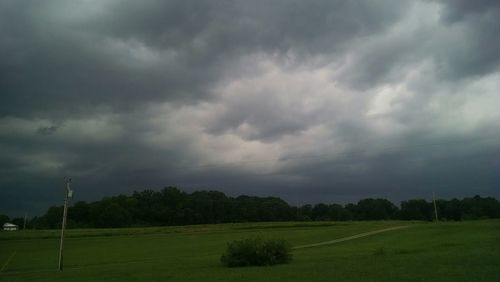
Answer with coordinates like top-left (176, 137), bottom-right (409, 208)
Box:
top-left (2, 0), bottom-right (500, 216)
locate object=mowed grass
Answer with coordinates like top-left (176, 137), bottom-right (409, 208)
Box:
top-left (0, 220), bottom-right (499, 281)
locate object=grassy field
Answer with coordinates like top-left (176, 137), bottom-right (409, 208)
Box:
top-left (1, 220), bottom-right (499, 281)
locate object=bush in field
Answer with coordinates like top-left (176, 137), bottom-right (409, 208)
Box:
top-left (221, 237), bottom-right (292, 267)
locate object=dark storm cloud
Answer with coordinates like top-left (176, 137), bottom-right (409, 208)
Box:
top-left (436, 0), bottom-right (500, 79)
top-left (440, 0), bottom-right (500, 23)
top-left (0, 0), bottom-right (410, 118)
top-left (1, 0), bottom-right (500, 216)
top-left (37, 125), bottom-right (59, 135)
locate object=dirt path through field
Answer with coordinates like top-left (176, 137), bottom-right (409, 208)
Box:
top-left (0, 251), bottom-right (17, 273)
top-left (293, 225), bottom-right (411, 250)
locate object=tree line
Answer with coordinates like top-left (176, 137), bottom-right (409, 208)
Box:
top-left (2, 187), bottom-right (500, 229)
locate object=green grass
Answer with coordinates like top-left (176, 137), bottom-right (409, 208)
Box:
top-left (1, 220), bottom-right (499, 281)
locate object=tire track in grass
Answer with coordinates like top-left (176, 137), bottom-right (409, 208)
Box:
top-left (293, 225), bottom-right (411, 250)
top-left (0, 251), bottom-right (17, 273)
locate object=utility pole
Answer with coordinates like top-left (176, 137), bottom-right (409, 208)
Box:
top-left (58, 177), bottom-right (73, 271)
top-left (433, 192), bottom-right (439, 222)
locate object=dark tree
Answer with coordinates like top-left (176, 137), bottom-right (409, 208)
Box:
top-left (329, 204), bottom-right (352, 221)
top-left (0, 214), bottom-right (9, 226)
top-left (95, 202), bottom-right (132, 228)
top-left (298, 204), bottom-right (313, 221)
top-left (32, 187), bottom-right (500, 228)
top-left (355, 198), bottom-right (398, 220)
top-left (312, 203), bottom-right (330, 220)
top-left (400, 199), bottom-right (433, 221)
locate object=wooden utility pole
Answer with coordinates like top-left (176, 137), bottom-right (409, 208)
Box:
top-left (58, 177), bottom-right (72, 271)
top-left (433, 192), bottom-right (439, 222)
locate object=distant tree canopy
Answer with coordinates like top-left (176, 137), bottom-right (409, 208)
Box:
top-left (26, 187), bottom-right (500, 229)
top-left (0, 214), bottom-right (10, 226)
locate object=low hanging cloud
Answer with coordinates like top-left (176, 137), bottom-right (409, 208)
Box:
top-left (1, 0), bottom-right (500, 216)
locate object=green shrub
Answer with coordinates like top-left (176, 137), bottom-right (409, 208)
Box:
top-left (221, 237), bottom-right (292, 267)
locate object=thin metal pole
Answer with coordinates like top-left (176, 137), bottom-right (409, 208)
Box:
top-left (433, 192), bottom-right (439, 222)
top-left (58, 179), bottom-right (70, 271)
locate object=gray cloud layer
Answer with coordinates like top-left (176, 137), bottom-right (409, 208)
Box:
top-left (1, 0), bottom-right (500, 216)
